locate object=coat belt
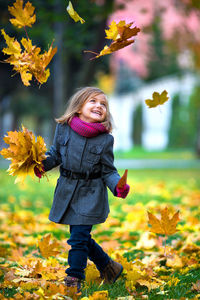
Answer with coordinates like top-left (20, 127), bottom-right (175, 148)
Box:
top-left (60, 167), bottom-right (101, 180)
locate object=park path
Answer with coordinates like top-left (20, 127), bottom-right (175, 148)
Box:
top-left (115, 159), bottom-right (200, 169)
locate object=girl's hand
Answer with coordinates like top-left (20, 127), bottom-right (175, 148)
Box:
top-left (116, 184), bottom-right (130, 199)
top-left (34, 165), bottom-right (45, 178)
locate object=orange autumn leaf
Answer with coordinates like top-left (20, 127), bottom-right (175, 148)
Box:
top-left (192, 280), bottom-right (200, 292)
top-left (117, 169), bottom-right (128, 189)
top-left (0, 125), bottom-right (46, 183)
top-left (38, 234), bottom-right (60, 259)
top-left (145, 90), bottom-right (169, 108)
top-left (89, 290), bottom-right (109, 299)
top-left (86, 20), bottom-right (140, 59)
top-left (147, 207), bottom-right (180, 236)
top-left (8, 0), bottom-right (36, 28)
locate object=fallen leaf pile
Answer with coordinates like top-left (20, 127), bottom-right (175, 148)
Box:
top-left (0, 125), bottom-right (46, 183)
top-left (1, 0), bottom-right (57, 86)
top-left (0, 169), bottom-right (199, 299)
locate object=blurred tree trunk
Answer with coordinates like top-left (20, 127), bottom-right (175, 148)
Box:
top-left (196, 110), bottom-right (200, 157)
top-left (53, 0), bottom-right (64, 120)
top-left (78, 0), bottom-right (114, 86)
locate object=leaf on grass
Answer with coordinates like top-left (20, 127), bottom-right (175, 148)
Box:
top-left (192, 280), bottom-right (200, 291)
top-left (86, 20), bottom-right (140, 59)
top-left (147, 207), bottom-right (180, 236)
top-left (1, 30), bottom-right (57, 86)
top-left (66, 1), bottom-right (85, 24)
top-left (88, 290), bottom-right (109, 299)
top-left (38, 233), bottom-right (60, 259)
top-left (137, 278), bottom-right (163, 291)
top-left (145, 90), bottom-right (169, 108)
top-left (117, 169), bottom-right (128, 189)
top-left (0, 125), bottom-right (46, 183)
top-left (8, 0), bottom-right (36, 28)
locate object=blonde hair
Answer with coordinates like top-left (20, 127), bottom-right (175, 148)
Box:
top-left (55, 87), bottom-right (113, 132)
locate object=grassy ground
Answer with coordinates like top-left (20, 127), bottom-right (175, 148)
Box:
top-left (114, 147), bottom-right (197, 160)
top-left (0, 168), bottom-right (200, 299)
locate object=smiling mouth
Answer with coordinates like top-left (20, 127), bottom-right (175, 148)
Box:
top-left (92, 110), bottom-right (102, 116)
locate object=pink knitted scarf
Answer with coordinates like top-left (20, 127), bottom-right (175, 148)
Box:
top-left (69, 116), bottom-right (108, 137)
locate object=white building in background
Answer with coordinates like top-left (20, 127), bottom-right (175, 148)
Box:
top-left (109, 73), bottom-right (198, 151)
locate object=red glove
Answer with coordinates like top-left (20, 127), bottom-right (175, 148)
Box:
top-left (116, 184), bottom-right (130, 199)
top-left (34, 165), bottom-right (45, 178)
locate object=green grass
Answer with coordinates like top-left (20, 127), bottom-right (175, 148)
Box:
top-left (114, 147), bottom-right (197, 159)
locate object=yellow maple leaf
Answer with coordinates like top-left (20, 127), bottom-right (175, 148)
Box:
top-left (0, 125), bottom-right (46, 183)
top-left (8, 0), bottom-right (36, 28)
top-left (38, 233), bottom-right (60, 259)
top-left (147, 207), bottom-right (180, 236)
top-left (86, 20), bottom-right (140, 59)
top-left (1, 30), bottom-right (57, 86)
top-left (1, 29), bottom-right (22, 58)
top-left (145, 90), bottom-right (169, 108)
top-left (137, 278), bottom-right (163, 291)
top-left (105, 20), bottom-right (123, 40)
top-left (66, 1), bottom-right (85, 24)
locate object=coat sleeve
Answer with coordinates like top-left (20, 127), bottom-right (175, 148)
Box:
top-left (101, 134), bottom-right (121, 195)
top-left (42, 124), bottom-right (62, 171)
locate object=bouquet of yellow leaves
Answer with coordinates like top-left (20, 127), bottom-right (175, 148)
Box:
top-left (0, 125), bottom-right (46, 183)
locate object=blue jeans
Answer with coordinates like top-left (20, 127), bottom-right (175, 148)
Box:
top-left (65, 225), bottom-right (110, 280)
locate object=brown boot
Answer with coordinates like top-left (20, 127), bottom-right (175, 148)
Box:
top-left (64, 275), bottom-right (81, 294)
top-left (101, 260), bottom-right (123, 284)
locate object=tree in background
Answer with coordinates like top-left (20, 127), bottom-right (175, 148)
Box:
top-left (132, 103), bottom-right (143, 146)
top-left (110, 0), bottom-right (200, 79)
top-left (188, 86), bottom-right (200, 157)
top-left (168, 94), bottom-right (192, 149)
top-left (0, 0), bottom-right (114, 144)
top-left (109, 0), bottom-right (200, 155)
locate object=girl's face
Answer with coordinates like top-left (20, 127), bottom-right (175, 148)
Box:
top-left (78, 93), bottom-right (107, 123)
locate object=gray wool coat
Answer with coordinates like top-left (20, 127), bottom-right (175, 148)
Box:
top-left (43, 123), bottom-right (121, 225)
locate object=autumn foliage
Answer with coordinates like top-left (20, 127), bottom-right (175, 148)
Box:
top-left (0, 170), bottom-right (199, 299)
top-left (1, 0), bottom-right (57, 86)
top-left (148, 207), bottom-right (180, 236)
top-left (86, 20), bottom-right (140, 59)
top-left (145, 90), bottom-right (169, 108)
top-left (0, 125), bottom-right (46, 183)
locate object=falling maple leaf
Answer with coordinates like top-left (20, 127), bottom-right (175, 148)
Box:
top-left (0, 125), bottom-right (46, 183)
top-left (117, 169), bottom-right (128, 189)
top-left (66, 1), bottom-right (85, 24)
top-left (147, 207), bottom-right (180, 236)
top-left (1, 30), bottom-right (57, 86)
top-left (85, 20), bottom-right (140, 59)
top-left (38, 234), bottom-right (60, 259)
top-left (8, 0), bottom-right (36, 28)
top-left (1, 1), bottom-right (57, 86)
top-left (145, 90), bottom-right (169, 108)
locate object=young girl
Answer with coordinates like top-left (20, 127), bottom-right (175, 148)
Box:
top-left (35, 87), bottom-right (130, 293)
